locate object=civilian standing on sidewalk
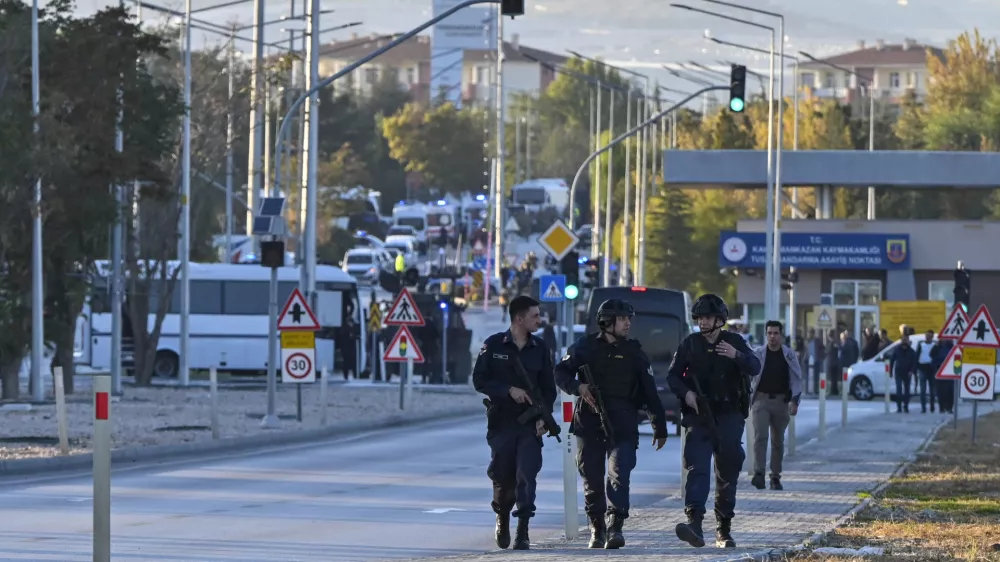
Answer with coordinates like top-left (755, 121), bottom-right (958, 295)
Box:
top-left (888, 333), bottom-right (918, 413)
top-left (749, 321), bottom-right (802, 491)
top-left (914, 330), bottom-right (938, 413)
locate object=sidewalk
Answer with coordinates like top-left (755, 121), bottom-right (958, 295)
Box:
top-left (401, 400), bottom-right (998, 562)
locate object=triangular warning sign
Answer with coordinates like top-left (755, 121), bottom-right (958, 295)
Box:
top-left (958, 305), bottom-right (1000, 348)
top-left (384, 287), bottom-right (425, 326)
top-left (505, 217), bottom-right (520, 233)
top-left (934, 345), bottom-right (963, 380)
top-left (817, 310), bottom-right (832, 323)
top-left (383, 325), bottom-right (425, 363)
top-left (277, 288), bottom-right (320, 331)
top-left (543, 281), bottom-right (563, 300)
top-left (938, 306), bottom-right (970, 341)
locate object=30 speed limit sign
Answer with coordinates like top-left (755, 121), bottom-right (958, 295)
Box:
top-left (961, 367), bottom-right (993, 400)
top-left (280, 331), bottom-right (316, 383)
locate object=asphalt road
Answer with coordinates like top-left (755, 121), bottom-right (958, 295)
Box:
top-left (0, 397), bottom-right (889, 561)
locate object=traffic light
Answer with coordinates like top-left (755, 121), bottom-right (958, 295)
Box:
top-left (500, 0), bottom-right (524, 17)
top-left (729, 64), bottom-right (746, 112)
top-left (954, 263), bottom-right (971, 311)
top-left (583, 257), bottom-right (601, 289)
top-left (561, 250), bottom-right (580, 288)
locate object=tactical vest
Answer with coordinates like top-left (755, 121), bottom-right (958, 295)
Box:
top-left (592, 341), bottom-right (638, 403)
top-left (686, 334), bottom-right (746, 408)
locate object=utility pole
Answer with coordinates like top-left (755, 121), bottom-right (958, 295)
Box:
top-left (30, 0), bottom-right (44, 403)
top-left (299, 0), bottom-right (320, 298)
top-left (178, 0), bottom-right (193, 387)
top-left (246, 0), bottom-right (266, 237)
top-left (225, 26), bottom-right (235, 262)
top-left (493, 9), bottom-right (505, 279)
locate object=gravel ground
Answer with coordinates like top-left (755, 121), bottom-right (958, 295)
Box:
top-left (0, 382), bottom-right (481, 460)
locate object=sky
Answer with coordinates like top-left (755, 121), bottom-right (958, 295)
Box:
top-left (63, 0), bottom-right (1000, 93)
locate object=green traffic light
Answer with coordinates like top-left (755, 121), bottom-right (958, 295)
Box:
top-left (565, 285), bottom-right (579, 300)
top-left (730, 98), bottom-right (745, 112)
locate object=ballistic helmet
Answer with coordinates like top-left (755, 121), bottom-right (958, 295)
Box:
top-left (691, 293), bottom-right (729, 321)
top-left (597, 298), bottom-right (635, 329)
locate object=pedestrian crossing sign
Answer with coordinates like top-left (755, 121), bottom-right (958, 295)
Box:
top-left (538, 274), bottom-right (566, 302)
top-left (384, 287), bottom-right (425, 327)
top-left (817, 310), bottom-right (831, 324)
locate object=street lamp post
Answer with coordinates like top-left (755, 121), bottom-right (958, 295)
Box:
top-left (800, 51), bottom-right (877, 220)
top-left (30, 0), bottom-right (44, 403)
top-left (671, 2), bottom-right (780, 321)
top-left (711, 37), bottom-right (804, 217)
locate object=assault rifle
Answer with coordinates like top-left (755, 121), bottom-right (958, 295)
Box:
top-left (686, 371), bottom-right (732, 489)
top-left (578, 365), bottom-right (616, 447)
top-left (511, 357), bottom-right (562, 442)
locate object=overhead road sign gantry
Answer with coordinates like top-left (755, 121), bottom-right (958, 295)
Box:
top-left (277, 288), bottom-right (321, 331)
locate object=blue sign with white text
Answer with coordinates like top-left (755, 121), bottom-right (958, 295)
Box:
top-left (718, 232), bottom-right (911, 270)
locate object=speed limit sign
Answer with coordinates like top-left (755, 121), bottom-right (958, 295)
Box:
top-left (280, 332), bottom-right (316, 384)
top-left (961, 367), bottom-right (993, 400)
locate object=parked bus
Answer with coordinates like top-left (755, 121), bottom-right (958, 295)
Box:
top-left (76, 262), bottom-right (363, 378)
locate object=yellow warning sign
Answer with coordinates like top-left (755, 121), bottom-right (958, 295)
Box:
top-left (963, 346), bottom-right (995, 365)
top-left (537, 220), bottom-right (579, 261)
top-left (281, 331), bottom-right (315, 349)
top-left (368, 302), bottom-right (383, 332)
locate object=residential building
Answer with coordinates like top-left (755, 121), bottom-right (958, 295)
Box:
top-left (315, 32), bottom-right (565, 107)
top-left (797, 38), bottom-right (945, 106)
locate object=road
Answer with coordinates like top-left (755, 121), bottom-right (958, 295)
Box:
top-left (0, 399), bottom-right (888, 561)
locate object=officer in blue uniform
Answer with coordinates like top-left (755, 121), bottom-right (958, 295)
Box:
top-left (555, 299), bottom-right (668, 549)
top-left (666, 294), bottom-right (759, 549)
top-left (472, 295), bottom-right (557, 551)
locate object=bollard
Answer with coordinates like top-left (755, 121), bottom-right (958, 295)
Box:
top-left (807, 355), bottom-right (815, 394)
top-left (787, 405), bottom-right (796, 457)
top-left (882, 361), bottom-right (891, 413)
top-left (53, 367), bottom-right (69, 455)
top-left (403, 358), bottom-right (414, 409)
top-left (841, 367), bottom-right (849, 427)
top-left (560, 390), bottom-right (578, 540)
top-left (320, 366), bottom-right (328, 426)
top-left (818, 378), bottom-right (827, 441)
top-left (93, 373), bottom-right (112, 562)
top-left (209, 367), bottom-right (220, 440)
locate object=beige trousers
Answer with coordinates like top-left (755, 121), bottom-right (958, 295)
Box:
top-left (751, 395), bottom-right (791, 478)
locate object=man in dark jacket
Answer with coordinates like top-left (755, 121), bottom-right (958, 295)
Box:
top-left (932, 340), bottom-right (955, 414)
top-left (861, 327), bottom-right (880, 361)
top-left (889, 334), bottom-right (918, 413)
top-left (825, 330), bottom-right (841, 396)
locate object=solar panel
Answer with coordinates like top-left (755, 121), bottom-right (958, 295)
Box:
top-left (258, 197), bottom-right (285, 217)
top-left (251, 216), bottom-right (274, 235)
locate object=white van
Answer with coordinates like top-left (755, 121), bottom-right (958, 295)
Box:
top-left (511, 178), bottom-right (570, 216)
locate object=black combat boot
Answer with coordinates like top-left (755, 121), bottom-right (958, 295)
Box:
top-left (751, 473), bottom-right (766, 490)
top-left (769, 476), bottom-right (783, 490)
top-left (675, 512), bottom-right (705, 548)
top-left (494, 512), bottom-right (510, 549)
top-left (587, 515), bottom-right (606, 548)
top-left (512, 517), bottom-right (530, 550)
top-left (716, 516), bottom-right (736, 548)
top-left (605, 513), bottom-right (625, 549)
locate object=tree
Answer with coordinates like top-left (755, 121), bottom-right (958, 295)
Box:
top-left (381, 102), bottom-right (485, 195)
top-left (644, 186), bottom-right (696, 290)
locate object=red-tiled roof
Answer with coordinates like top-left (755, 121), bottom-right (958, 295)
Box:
top-left (801, 40), bottom-right (944, 68)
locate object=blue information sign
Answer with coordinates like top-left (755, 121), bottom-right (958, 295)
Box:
top-left (718, 231), bottom-right (911, 270)
top-left (538, 274), bottom-right (566, 302)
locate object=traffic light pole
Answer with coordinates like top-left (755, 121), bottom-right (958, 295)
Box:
top-left (568, 85), bottom-right (728, 230)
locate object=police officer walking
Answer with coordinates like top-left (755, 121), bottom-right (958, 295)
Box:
top-left (555, 299), bottom-right (668, 549)
top-left (666, 294), bottom-right (760, 549)
top-left (472, 295), bottom-right (557, 551)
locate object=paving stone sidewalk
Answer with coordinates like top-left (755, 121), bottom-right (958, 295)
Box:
top-left (400, 401), bottom-right (997, 562)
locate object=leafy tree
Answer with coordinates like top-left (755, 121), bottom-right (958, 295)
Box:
top-left (381, 102), bottom-right (484, 195)
top-left (644, 185), bottom-right (696, 290)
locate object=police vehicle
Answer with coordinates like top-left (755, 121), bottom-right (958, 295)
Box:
top-left (585, 286), bottom-right (689, 434)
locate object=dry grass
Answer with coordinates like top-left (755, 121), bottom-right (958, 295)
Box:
top-left (789, 411), bottom-right (1000, 561)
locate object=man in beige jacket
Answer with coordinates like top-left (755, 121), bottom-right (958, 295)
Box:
top-left (749, 320), bottom-right (803, 491)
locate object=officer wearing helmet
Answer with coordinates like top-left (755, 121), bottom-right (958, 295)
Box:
top-left (555, 298), bottom-right (668, 549)
top-left (666, 293), bottom-right (760, 549)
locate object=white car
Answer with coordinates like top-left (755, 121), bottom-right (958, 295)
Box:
top-left (340, 248), bottom-right (391, 284)
top-left (383, 237), bottom-right (418, 267)
top-left (847, 336), bottom-right (942, 400)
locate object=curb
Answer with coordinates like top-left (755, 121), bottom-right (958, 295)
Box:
top-left (709, 417), bottom-right (951, 562)
top-left (0, 406), bottom-right (482, 477)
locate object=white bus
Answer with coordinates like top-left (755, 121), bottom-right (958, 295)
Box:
top-left (76, 262), bottom-right (363, 378)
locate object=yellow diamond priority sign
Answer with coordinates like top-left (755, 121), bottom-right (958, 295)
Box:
top-left (537, 219), bottom-right (579, 261)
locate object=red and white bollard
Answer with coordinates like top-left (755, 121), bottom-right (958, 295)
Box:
top-left (818, 377), bottom-right (827, 441)
top-left (93, 373), bottom-right (111, 562)
top-left (842, 367), bottom-right (850, 427)
top-left (561, 390), bottom-right (578, 540)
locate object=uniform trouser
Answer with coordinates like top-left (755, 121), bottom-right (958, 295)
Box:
top-left (917, 365), bottom-right (937, 411)
top-left (683, 411), bottom-right (746, 520)
top-left (486, 423), bottom-right (543, 518)
top-left (936, 379), bottom-right (955, 412)
top-left (895, 373), bottom-right (912, 410)
top-left (576, 435), bottom-right (638, 518)
top-left (751, 396), bottom-right (790, 479)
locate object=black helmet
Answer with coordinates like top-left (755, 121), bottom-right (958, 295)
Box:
top-left (597, 299), bottom-right (635, 329)
top-left (691, 293), bottom-right (729, 321)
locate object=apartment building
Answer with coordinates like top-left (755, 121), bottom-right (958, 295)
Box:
top-left (797, 38), bottom-right (945, 106)
top-left (316, 32), bottom-right (565, 106)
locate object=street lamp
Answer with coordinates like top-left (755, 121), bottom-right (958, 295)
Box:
top-left (800, 50), bottom-right (877, 220)
top-left (670, 2), bottom-right (781, 322)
